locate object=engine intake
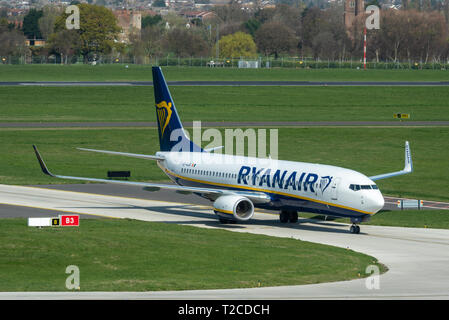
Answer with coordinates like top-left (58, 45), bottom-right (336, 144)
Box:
top-left (213, 195), bottom-right (254, 222)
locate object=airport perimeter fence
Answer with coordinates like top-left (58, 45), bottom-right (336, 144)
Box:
top-left (2, 55), bottom-right (449, 70)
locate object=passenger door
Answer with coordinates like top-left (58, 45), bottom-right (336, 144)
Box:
top-left (331, 178), bottom-right (341, 200)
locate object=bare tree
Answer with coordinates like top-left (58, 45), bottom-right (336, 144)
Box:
top-left (48, 29), bottom-right (81, 64)
top-left (349, 9), bottom-right (448, 63)
top-left (0, 29), bottom-right (28, 57)
top-left (255, 22), bottom-right (297, 58)
top-left (162, 28), bottom-right (209, 57)
top-left (312, 32), bottom-right (338, 59)
top-left (140, 24), bottom-right (165, 59)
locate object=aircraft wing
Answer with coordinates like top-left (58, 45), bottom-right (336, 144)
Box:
top-left (33, 146), bottom-right (271, 204)
top-left (77, 148), bottom-right (165, 161)
top-left (369, 141), bottom-right (413, 181)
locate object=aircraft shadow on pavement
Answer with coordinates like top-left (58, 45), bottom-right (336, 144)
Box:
top-left (60, 203), bottom-right (352, 234)
top-left (60, 204), bottom-right (213, 220)
top-left (172, 216), bottom-right (351, 234)
top-left (242, 217), bottom-right (351, 234)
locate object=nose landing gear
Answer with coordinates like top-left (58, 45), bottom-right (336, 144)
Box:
top-left (349, 217), bottom-right (363, 234)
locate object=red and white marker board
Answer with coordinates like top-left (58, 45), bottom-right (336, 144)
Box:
top-left (59, 215), bottom-right (79, 226)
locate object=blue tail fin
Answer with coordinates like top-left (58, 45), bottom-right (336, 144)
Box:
top-left (152, 66), bottom-right (202, 152)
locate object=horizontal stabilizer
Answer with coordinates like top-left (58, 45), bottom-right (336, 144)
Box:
top-left (204, 146), bottom-right (224, 153)
top-left (77, 148), bottom-right (165, 161)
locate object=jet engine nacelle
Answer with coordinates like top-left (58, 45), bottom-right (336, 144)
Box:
top-left (213, 195), bottom-right (254, 221)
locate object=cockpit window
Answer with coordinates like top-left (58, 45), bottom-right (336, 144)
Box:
top-left (350, 184), bottom-right (376, 191)
top-left (371, 185), bottom-right (379, 189)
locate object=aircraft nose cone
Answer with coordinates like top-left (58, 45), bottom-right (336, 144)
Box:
top-left (372, 194), bottom-right (385, 213)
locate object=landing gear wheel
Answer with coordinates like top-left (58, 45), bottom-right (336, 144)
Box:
top-left (280, 211), bottom-right (289, 223)
top-left (219, 218), bottom-right (230, 224)
top-left (350, 224), bottom-right (360, 234)
top-left (288, 211), bottom-right (298, 223)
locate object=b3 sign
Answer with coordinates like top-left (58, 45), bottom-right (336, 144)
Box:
top-left (60, 215), bottom-right (79, 226)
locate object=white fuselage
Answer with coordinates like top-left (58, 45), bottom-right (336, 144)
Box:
top-left (156, 152), bottom-right (384, 221)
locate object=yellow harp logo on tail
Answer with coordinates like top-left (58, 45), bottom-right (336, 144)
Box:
top-left (156, 101), bottom-right (173, 137)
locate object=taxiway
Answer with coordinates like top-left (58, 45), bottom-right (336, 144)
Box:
top-left (0, 184), bottom-right (448, 299)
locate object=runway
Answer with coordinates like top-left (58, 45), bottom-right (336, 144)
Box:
top-left (1, 183), bottom-right (449, 299)
top-left (2, 81), bottom-right (449, 86)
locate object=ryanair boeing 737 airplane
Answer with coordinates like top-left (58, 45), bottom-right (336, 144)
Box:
top-left (33, 66), bottom-right (413, 234)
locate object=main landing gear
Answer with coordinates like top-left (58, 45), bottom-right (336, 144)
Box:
top-left (279, 210), bottom-right (298, 223)
top-left (349, 224), bottom-right (360, 234)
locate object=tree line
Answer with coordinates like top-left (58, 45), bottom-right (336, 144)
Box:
top-left (1, 2), bottom-right (448, 64)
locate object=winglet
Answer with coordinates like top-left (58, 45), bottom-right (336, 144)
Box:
top-left (404, 141), bottom-right (413, 173)
top-left (32, 145), bottom-right (54, 177)
top-left (369, 141), bottom-right (413, 181)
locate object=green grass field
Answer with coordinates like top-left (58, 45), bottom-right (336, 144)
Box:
top-left (303, 209), bottom-right (449, 230)
top-left (0, 218), bottom-right (384, 291)
top-left (0, 126), bottom-right (447, 202)
top-left (1, 85), bottom-right (449, 122)
top-left (0, 65), bottom-right (449, 82)
top-left (366, 210), bottom-right (449, 229)
top-left (1, 66), bottom-right (447, 293)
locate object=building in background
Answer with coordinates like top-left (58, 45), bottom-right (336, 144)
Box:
top-left (113, 9), bottom-right (141, 43)
top-left (180, 10), bottom-right (216, 24)
top-left (25, 39), bottom-right (46, 47)
top-left (344, 0), bottom-right (365, 29)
